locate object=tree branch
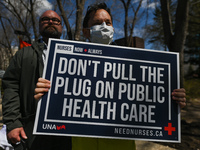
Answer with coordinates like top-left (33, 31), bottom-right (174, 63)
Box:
top-left (57, 0), bottom-right (72, 40)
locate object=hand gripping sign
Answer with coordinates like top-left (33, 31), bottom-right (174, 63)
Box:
top-left (33, 38), bottom-right (181, 143)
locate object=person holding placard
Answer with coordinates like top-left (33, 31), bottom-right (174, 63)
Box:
top-left (34, 2), bottom-right (186, 150)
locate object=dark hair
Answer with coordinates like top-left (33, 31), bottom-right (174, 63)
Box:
top-left (83, 2), bottom-right (113, 28)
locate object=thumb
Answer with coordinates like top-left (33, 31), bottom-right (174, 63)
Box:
top-left (20, 128), bottom-right (28, 139)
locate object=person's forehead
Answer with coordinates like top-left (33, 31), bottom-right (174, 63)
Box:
top-left (41, 11), bottom-right (61, 19)
top-left (89, 9), bottom-right (111, 23)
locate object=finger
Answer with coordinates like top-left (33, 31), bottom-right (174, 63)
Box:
top-left (34, 93), bottom-right (44, 101)
top-left (8, 137), bottom-right (20, 144)
top-left (20, 128), bottom-right (27, 139)
top-left (35, 87), bottom-right (49, 94)
top-left (36, 81), bottom-right (51, 88)
top-left (172, 92), bottom-right (186, 98)
top-left (173, 88), bottom-right (186, 92)
top-left (10, 138), bottom-right (20, 144)
top-left (177, 101), bottom-right (186, 108)
top-left (172, 96), bottom-right (186, 102)
top-left (172, 88), bottom-right (186, 95)
top-left (38, 78), bottom-right (51, 84)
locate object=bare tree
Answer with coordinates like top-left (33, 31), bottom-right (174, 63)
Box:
top-left (0, 17), bottom-right (12, 52)
top-left (0, 0), bottom-right (48, 69)
top-left (128, 0), bottom-right (143, 47)
top-left (160, 0), bottom-right (189, 87)
top-left (120, 0), bottom-right (145, 47)
top-left (20, 0), bottom-right (39, 41)
top-left (0, 0), bottom-right (32, 43)
top-left (75, 0), bottom-right (86, 41)
top-left (57, 0), bottom-right (85, 41)
top-left (0, 16), bottom-right (15, 69)
top-left (120, 0), bottom-right (131, 46)
top-left (57, 0), bottom-right (73, 40)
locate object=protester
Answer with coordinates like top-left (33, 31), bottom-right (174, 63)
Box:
top-left (2, 10), bottom-right (71, 150)
top-left (34, 3), bottom-right (186, 150)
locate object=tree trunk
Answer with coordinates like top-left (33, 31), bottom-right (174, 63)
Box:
top-left (160, 0), bottom-right (189, 88)
top-left (75, 0), bottom-right (85, 41)
top-left (120, 0), bottom-right (131, 46)
top-left (30, 0), bottom-right (39, 41)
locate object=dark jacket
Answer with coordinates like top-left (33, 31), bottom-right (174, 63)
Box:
top-left (2, 40), bottom-right (72, 150)
top-left (2, 41), bottom-right (45, 133)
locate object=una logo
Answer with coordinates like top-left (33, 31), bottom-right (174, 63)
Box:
top-left (42, 124), bottom-right (66, 130)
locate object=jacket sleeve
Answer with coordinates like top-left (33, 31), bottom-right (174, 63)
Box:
top-left (2, 50), bottom-right (24, 132)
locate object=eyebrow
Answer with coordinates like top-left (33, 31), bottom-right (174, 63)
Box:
top-left (92, 18), bottom-right (112, 24)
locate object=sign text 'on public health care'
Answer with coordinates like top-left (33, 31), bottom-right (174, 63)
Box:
top-left (54, 57), bottom-right (166, 124)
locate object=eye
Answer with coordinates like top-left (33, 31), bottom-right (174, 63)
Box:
top-left (41, 17), bottom-right (49, 22)
top-left (105, 20), bottom-right (112, 26)
top-left (52, 18), bottom-right (60, 22)
top-left (106, 22), bottom-right (112, 26)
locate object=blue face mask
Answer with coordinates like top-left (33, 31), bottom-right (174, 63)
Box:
top-left (89, 22), bottom-right (114, 44)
